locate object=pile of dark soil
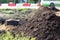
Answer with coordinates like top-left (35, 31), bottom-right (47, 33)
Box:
top-left (13, 7), bottom-right (60, 40)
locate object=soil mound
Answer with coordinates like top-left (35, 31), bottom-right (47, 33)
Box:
top-left (13, 7), bottom-right (60, 40)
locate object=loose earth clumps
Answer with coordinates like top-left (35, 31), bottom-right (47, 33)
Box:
top-left (0, 7), bottom-right (60, 40)
top-left (13, 7), bottom-right (60, 40)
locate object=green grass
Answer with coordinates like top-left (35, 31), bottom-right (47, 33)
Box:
top-left (3, 11), bottom-right (14, 14)
top-left (0, 8), bottom-right (30, 14)
top-left (43, 4), bottom-right (60, 7)
top-left (0, 31), bottom-right (36, 40)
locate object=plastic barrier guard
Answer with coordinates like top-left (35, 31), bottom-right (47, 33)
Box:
top-left (8, 4), bottom-right (16, 6)
top-left (23, 3), bottom-right (30, 6)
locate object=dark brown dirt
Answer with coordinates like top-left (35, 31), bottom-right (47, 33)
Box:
top-left (13, 7), bottom-right (60, 40)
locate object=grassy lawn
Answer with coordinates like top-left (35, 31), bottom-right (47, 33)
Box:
top-left (0, 31), bottom-right (36, 40)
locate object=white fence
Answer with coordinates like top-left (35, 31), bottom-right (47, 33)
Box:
top-left (0, 3), bottom-right (40, 9)
top-left (0, 3), bottom-right (60, 9)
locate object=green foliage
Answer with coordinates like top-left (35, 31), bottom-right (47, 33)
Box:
top-left (0, 31), bottom-right (36, 40)
top-left (0, 0), bottom-right (37, 3)
top-left (21, 9), bottom-right (28, 14)
top-left (3, 11), bottom-right (14, 14)
top-left (28, 0), bottom-right (34, 3)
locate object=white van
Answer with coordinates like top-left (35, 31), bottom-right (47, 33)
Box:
top-left (41, 0), bottom-right (60, 7)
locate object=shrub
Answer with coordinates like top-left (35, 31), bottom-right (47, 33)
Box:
top-left (0, 31), bottom-right (36, 40)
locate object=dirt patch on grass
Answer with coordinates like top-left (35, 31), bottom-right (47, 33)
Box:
top-left (0, 25), bottom-right (15, 31)
top-left (13, 7), bottom-right (60, 40)
top-left (0, 7), bottom-right (60, 40)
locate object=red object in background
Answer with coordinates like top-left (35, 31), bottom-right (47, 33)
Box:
top-left (0, 4), bottom-right (1, 6)
top-left (37, 3), bottom-right (42, 6)
top-left (23, 3), bottom-right (30, 6)
top-left (8, 3), bottom-right (16, 6)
